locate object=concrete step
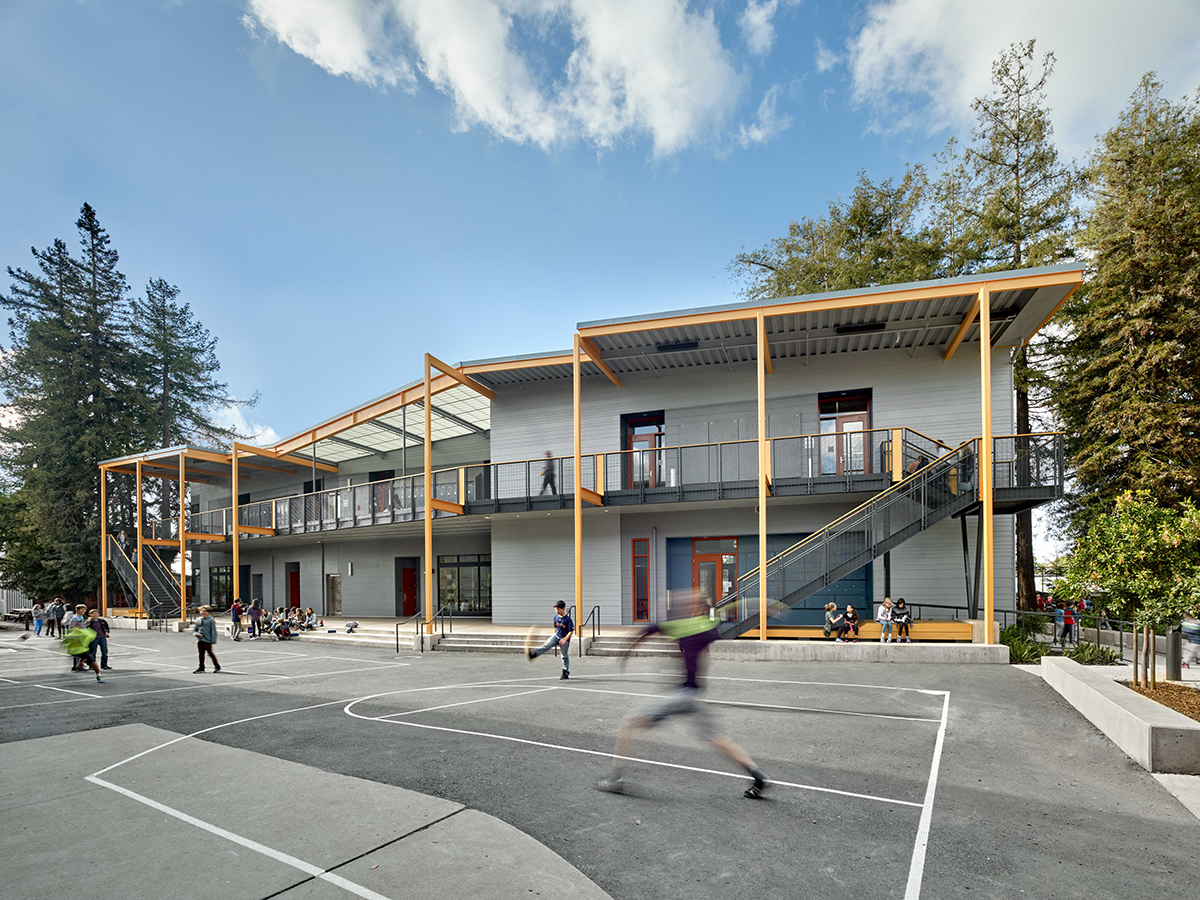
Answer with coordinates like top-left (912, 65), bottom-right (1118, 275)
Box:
top-left (288, 631), bottom-right (415, 650)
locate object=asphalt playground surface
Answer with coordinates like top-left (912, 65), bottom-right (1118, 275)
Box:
top-left (1, 627), bottom-right (1197, 900)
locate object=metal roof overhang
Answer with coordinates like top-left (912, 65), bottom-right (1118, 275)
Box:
top-left (98, 445), bottom-right (333, 483)
top-left (255, 264), bottom-right (1081, 466)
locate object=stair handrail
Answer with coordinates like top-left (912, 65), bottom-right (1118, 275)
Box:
top-left (393, 608), bottom-right (426, 653)
top-left (714, 437), bottom-right (979, 615)
top-left (415, 605), bottom-right (454, 652)
top-left (581, 605), bottom-right (602, 642)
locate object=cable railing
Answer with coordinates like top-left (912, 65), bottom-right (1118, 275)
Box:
top-left (107, 535), bottom-right (181, 619)
top-left (715, 439), bottom-right (981, 637)
top-left (158, 428), bottom-right (1056, 541)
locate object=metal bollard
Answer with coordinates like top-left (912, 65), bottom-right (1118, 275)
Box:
top-left (1165, 631), bottom-right (1182, 681)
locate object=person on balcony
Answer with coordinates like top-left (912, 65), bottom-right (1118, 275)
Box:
top-left (540, 451), bottom-right (557, 496)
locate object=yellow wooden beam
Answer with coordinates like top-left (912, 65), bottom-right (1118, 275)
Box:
top-left (135, 460), bottom-right (144, 616)
top-left (429, 498), bottom-right (465, 515)
top-left (573, 335), bottom-right (584, 636)
top-left (231, 441), bottom-right (240, 605)
top-left (179, 452), bottom-right (187, 621)
top-left (237, 525), bottom-right (274, 536)
top-left (757, 310), bottom-right (768, 641)
top-left (579, 268), bottom-right (1084, 339)
top-left (942, 294), bottom-right (981, 362)
top-left (427, 353), bottom-right (496, 401)
top-left (579, 486), bottom-right (604, 507)
top-left (100, 467), bottom-right (108, 617)
top-left (424, 355), bottom-right (434, 635)
top-left (272, 372), bottom-right (462, 457)
top-left (462, 354), bottom-right (575, 375)
top-left (578, 336), bottom-right (621, 387)
top-left (184, 532), bottom-right (225, 542)
top-left (979, 285), bottom-right (995, 645)
top-left (142, 537), bottom-right (181, 547)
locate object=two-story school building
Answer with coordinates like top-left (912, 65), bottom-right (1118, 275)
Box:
top-left (98, 264), bottom-right (1080, 640)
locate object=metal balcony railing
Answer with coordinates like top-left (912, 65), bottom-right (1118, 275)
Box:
top-left (151, 429), bottom-right (1058, 542)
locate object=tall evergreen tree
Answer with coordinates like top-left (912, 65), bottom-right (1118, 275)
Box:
top-left (0, 204), bottom-right (143, 600)
top-left (131, 276), bottom-right (256, 530)
top-left (960, 40), bottom-right (1078, 610)
top-left (1052, 76), bottom-right (1200, 526)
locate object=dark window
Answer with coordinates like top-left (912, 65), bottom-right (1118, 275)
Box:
top-left (632, 539), bottom-right (650, 622)
top-left (189, 502), bottom-right (200, 515)
top-left (237, 493), bottom-right (251, 506)
top-left (303, 479), bottom-right (324, 494)
top-left (369, 470), bottom-right (395, 482)
top-left (818, 391), bottom-right (871, 416)
top-left (209, 566), bottom-right (232, 611)
top-left (437, 555), bottom-right (492, 616)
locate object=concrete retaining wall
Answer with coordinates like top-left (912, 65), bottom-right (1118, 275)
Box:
top-left (1041, 656), bottom-right (1200, 774)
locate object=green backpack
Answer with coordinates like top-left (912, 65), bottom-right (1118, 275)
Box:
top-left (61, 627), bottom-right (97, 656)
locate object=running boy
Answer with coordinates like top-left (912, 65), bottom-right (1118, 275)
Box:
top-left (527, 600), bottom-right (573, 680)
top-left (596, 594), bottom-right (769, 800)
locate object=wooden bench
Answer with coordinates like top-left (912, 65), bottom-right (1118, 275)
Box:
top-left (741, 620), bottom-right (974, 642)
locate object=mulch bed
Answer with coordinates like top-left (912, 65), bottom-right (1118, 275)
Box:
top-left (1121, 680), bottom-right (1200, 724)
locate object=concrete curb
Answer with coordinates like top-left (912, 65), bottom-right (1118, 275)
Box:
top-left (1041, 656), bottom-right (1200, 774)
top-left (708, 640), bottom-right (1009, 664)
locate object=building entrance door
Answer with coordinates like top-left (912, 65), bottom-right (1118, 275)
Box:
top-left (286, 564), bottom-right (300, 608)
top-left (819, 393), bottom-right (872, 476)
top-left (326, 574), bottom-right (342, 616)
top-left (395, 557), bottom-right (418, 617)
top-left (692, 537), bottom-right (737, 620)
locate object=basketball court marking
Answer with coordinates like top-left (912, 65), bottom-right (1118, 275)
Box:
top-left (0, 661), bottom-right (414, 711)
top-left (904, 691), bottom-right (950, 900)
top-left (524, 682), bottom-right (943, 723)
top-left (376, 687), bottom-right (555, 719)
top-left (344, 682), bottom-right (938, 809)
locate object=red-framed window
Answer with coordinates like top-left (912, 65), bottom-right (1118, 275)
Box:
top-left (632, 539), bottom-right (650, 622)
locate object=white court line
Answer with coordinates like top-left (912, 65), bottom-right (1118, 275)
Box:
top-left (377, 687), bottom-right (555, 719)
top-left (904, 691), bottom-right (950, 900)
top-left (345, 693), bottom-right (922, 809)
top-left (87, 696), bottom-right (404, 900)
top-left (531, 683), bottom-right (941, 724)
top-left (699, 673), bottom-right (950, 698)
top-left (33, 684), bottom-right (102, 698)
top-left (0, 662), bottom-right (412, 711)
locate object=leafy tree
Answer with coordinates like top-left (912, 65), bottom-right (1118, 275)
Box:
top-left (1051, 76), bottom-right (1200, 528)
top-left (1058, 491), bottom-right (1200, 687)
top-left (0, 204), bottom-right (144, 601)
top-left (730, 166), bottom-right (946, 301)
top-left (961, 40), bottom-right (1079, 611)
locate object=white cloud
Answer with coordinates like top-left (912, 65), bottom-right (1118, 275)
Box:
top-left (243, 0), bottom-right (416, 89)
top-left (846, 0), bottom-right (1200, 155)
top-left (738, 0), bottom-right (778, 57)
top-left (814, 37), bottom-right (838, 73)
top-left (244, 0), bottom-right (745, 156)
top-left (214, 404), bottom-right (280, 448)
top-left (736, 84), bottom-right (791, 147)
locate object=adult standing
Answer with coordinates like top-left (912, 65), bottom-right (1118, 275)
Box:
top-left (48, 598), bottom-right (64, 638)
top-left (192, 606), bottom-right (221, 673)
top-left (88, 609), bottom-right (111, 670)
top-left (230, 598), bottom-right (244, 641)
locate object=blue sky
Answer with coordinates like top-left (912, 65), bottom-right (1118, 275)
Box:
top-left (2, 0), bottom-right (1197, 449)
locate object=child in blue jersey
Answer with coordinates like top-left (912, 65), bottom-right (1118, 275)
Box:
top-left (528, 600), bottom-right (573, 679)
top-left (597, 595), bottom-right (769, 799)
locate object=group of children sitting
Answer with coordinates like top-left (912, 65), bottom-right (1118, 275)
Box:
top-left (232, 599), bottom-right (320, 641)
top-left (823, 597), bottom-right (914, 643)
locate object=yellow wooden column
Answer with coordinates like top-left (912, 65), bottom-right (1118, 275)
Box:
top-left (231, 444), bottom-right (240, 608)
top-left (979, 285), bottom-right (995, 644)
top-left (135, 460), bottom-right (144, 616)
top-left (756, 311), bottom-right (768, 640)
top-left (179, 452), bottom-right (187, 621)
top-left (573, 335), bottom-right (583, 636)
top-left (424, 354), bottom-right (434, 635)
top-left (99, 465), bottom-right (108, 616)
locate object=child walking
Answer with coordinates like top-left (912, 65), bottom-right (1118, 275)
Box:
top-left (192, 606), bottom-right (221, 673)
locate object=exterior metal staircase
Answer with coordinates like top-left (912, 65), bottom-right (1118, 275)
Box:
top-left (108, 535), bottom-right (182, 619)
top-left (716, 433), bottom-right (1064, 639)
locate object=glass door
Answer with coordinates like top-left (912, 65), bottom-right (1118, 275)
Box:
top-left (624, 414), bottom-right (665, 488)
top-left (692, 537), bottom-right (738, 621)
top-left (819, 393), bottom-right (871, 476)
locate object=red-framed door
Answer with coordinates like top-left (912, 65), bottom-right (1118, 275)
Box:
top-left (692, 537), bottom-right (737, 617)
top-left (820, 412), bottom-right (871, 475)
